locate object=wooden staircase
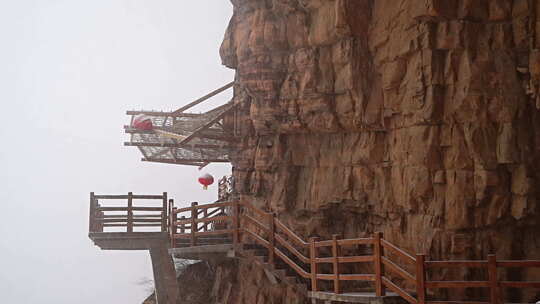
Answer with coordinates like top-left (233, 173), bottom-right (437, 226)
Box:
top-left (89, 193), bottom-right (540, 304)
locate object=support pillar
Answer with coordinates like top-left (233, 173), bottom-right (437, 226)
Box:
top-left (149, 243), bottom-right (178, 304)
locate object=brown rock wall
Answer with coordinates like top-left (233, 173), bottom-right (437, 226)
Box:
top-left (219, 0), bottom-right (540, 302)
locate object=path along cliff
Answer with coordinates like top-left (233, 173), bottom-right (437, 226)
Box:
top-left (174, 1), bottom-right (540, 303)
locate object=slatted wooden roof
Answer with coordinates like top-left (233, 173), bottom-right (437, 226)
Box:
top-left (124, 82), bottom-right (235, 168)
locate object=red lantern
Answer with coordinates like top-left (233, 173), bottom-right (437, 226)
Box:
top-left (132, 115), bottom-right (153, 130)
top-left (198, 173), bottom-right (214, 190)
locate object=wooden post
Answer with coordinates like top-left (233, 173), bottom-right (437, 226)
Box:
top-left (190, 202), bottom-right (198, 246)
top-left (268, 212), bottom-right (276, 265)
top-left (127, 192), bottom-right (133, 233)
top-left (168, 199), bottom-right (174, 248)
top-left (161, 192), bottom-right (167, 233)
top-left (203, 208), bottom-right (208, 231)
top-left (488, 254), bottom-right (499, 304)
top-left (180, 215), bottom-right (185, 234)
top-left (310, 237), bottom-right (320, 292)
top-left (232, 201), bottom-right (240, 247)
top-left (89, 192), bottom-right (96, 232)
top-left (332, 234), bottom-right (342, 294)
top-left (374, 232), bottom-right (385, 296)
top-left (416, 254), bottom-right (426, 304)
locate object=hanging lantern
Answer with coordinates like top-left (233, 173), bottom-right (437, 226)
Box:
top-left (198, 173), bottom-right (214, 190)
top-left (132, 115), bottom-right (153, 130)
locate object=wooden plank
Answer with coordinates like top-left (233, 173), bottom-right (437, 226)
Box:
top-left (382, 256), bottom-right (415, 283)
top-left (337, 238), bottom-right (375, 246)
top-left (488, 255), bottom-right (499, 304)
top-left (93, 194), bottom-right (164, 199)
top-left (499, 281), bottom-right (540, 288)
top-left (240, 201), bottom-right (270, 219)
top-left (374, 232), bottom-right (385, 296)
top-left (426, 302), bottom-right (489, 304)
top-left (316, 274), bottom-right (335, 280)
top-left (98, 207), bottom-right (164, 211)
top-left (174, 104), bottom-right (236, 146)
top-left (310, 237), bottom-right (319, 291)
top-left (171, 81), bottom-right (234, 115)
top-left (174, 215), bottom-right (231, 225)
top-left (416, 254), bottom-right (426, 304)
top-left (274, 219), bottom-right (308, 248)
top-left (142, 158), bottom-right (230, 164)
top-left (381, 239), bottom-right (416, 264)
top-left (332, 234), bottom-right (341, 294)
top-left (275, 247), bottom-right (310, 278)
top-left (124, 142), bottom-right (231, 149)
top-left (425, 261), bottom-right (488, 268)
top-left (382, 277), bottom-right (417, 304)
top-left (161, 192), bottom-right (167, 233)
top-left (89, 192), bottom-right (97, 232)
top-left (126, 110), bottom-right (200, 117)
top-left (190, 202), bottom-right (198, 246)
top-left (339, 274), bottom-right (375, 281)
top-left (176, 201), bottom-right (235, 213)
top-left (99, 214), bottom-right (162, 218)
top-left (127, 192), bottom-right (133, 233)
top-left (425, 281), bottom-right (490, 288)
top-left (315, 240), bottom-right (333, 247)
top-left (241, 228), bottom-right (269, 248)
top-left (101, 218), bottom-right (162, 223)
top-left (241, 214), bottom-right (269, 232)
top-left (275, 234), bottom-right (309, 264)
top-left (497, 260), bottom-right (540, 267)
top-left (232, 201), bottom-right (239, 246)
top-left (268, 213), bottom-right (275, 265)
top-left (194, 229), bottom-right (234, 237)
top-left (316, 256), bottom-right (373, 264)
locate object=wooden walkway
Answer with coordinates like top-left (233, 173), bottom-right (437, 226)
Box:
top-left (89, 193), bottom-right (540, 304)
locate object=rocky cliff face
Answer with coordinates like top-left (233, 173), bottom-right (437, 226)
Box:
top-left (213, 0), bottom-right (540, 302)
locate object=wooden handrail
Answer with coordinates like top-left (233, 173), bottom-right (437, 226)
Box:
top-left (163, 199), bottom-right (540, 303)
top-left (90, 192), bottom-right (168, 233)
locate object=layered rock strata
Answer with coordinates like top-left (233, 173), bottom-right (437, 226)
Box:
top-left (211, 0), bottom-right (540, 302)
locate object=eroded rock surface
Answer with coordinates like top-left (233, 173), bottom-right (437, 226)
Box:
top-left (214, 0), bottom-right (540, 302)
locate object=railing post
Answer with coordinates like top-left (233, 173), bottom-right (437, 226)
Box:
top-left (89, 192), bottom-right (96, 232)
top-left (203, 208), bottom-right (208, 231)
top-left (310, 237), bottom-right (320, 292)
top-left (488, 254), bottom-right (499, 304)
top-left (232, 201), bottom-right (240, 248)
top-left (332, 234), bottom-right (342, 294)
top-left (374, 231), bottom-right (385, 296)
top-left (168, 199), bottom-right (174, 248)
top-left (268, 212), bottom-right (276, 265)
top-left (161, 192), bottom-right (167, 233)
top-left (180, 215), bottom-right (185, 234)
top-left (416, 254), bottom-right (426, 304)
top-left (190, 202), bottom-right (198, 246)
top-left (127, 192), bottom-right (133, 233)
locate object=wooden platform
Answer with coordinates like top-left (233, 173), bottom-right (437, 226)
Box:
top-left (309, 291), bottom-right (406, 304)
top-left (169, 244), bottom-right (235, 260)
top-left (89, 232), bottom-right (169, 250)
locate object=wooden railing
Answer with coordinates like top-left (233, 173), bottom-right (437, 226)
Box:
top-left (169, 200), bottom-right (236, 247)
top-left (168, 200), bottom-right (540, 304)
top-left (423, 257), bottom-right (540, 304)
top-left (89, 192), bottom-right (168, 233)
top-left (217, 175), bottom-right (234, 201)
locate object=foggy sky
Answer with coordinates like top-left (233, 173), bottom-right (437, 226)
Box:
top-left (0, 1), bottom-right (234, 303)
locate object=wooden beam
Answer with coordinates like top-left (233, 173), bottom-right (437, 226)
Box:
top-left (174, 103), bottom-right (236, 146)
top-left (172, 82), bottom-right (234, 115)
top-left (126, 111), bottom-right (200, 118)
top-left (142, 158), bottom-right (229, 163)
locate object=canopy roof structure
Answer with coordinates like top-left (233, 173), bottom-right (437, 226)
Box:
top-left (124, 82), bottom-right (236, 168)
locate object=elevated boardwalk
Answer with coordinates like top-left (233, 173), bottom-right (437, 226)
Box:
top-left (89, 193), bottom-right (540, 304)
